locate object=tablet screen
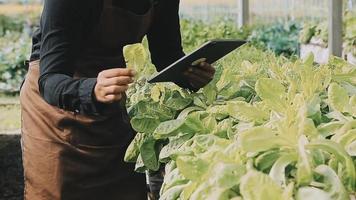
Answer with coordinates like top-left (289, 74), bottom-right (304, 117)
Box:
top-left (148, 39), bottom-right (246, 83)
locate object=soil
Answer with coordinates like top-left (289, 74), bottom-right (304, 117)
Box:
top-left (0, 134), bottom-right (23, 200)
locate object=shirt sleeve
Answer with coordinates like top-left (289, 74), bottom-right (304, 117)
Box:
top-left (38, 0), bottom-right (107, 115)
top-left (146, 0), bottom-right (195, 90)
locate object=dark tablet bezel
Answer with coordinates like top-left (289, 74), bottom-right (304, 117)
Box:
top-left (148, 39), bottom-right (246, 83)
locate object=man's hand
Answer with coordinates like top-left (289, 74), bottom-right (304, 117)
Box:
top-left (94, 68), bottom-right (135, 103)
top-left (183, 62), bottom-right (216, 89)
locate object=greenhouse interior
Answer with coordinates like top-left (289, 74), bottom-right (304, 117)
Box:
top-left (0, 0), bottom-right (355, 200)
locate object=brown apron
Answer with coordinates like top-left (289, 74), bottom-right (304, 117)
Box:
top-left (20, 0), bottom-right (154, 199)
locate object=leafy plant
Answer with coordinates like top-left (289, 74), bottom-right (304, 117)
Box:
top-left (123, 41), bottom-right (356, 199)
top-left (0, 13), bottom-right (40, 94)
top-left (0, 13), bottom-right (39, 36)
top-left (180, 19), bottom-right (251, 52)
top-left (0, 32), bottom-right (31, 94)
top-left (344, 11), bottom-right (356, 56)
top-left (0, 14), bottom-right (23, 36)
top-left (248, 21), bottom-right (301, 57)
top-left (299, 11), bottom-right (356, 56)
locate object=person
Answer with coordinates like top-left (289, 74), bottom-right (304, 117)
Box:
top-left (20, 0), bottom-right (215, 199)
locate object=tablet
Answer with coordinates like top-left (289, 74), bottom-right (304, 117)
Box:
top-left (148, 39), bottom-right (246, 83)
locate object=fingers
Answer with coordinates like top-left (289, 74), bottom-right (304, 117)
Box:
top-left (98, 68), bottom-right (136, 78)
top-left (184, 71), bottom-right (206, 84)
top-left (94, 84), bottom-right (128, 104)
top-left (197, 62), bottom-right (216, 73)
top-left (94, 67), bottom-right (135, 104)
top-left (104, 85), bottom-right (129, 95)
top-left (103, 94), bottom-right (122, 103)
top-left (185, 63), bottom-right (215, 80)
top-left (188, 67), bottom-right (214, 80)
top-left (189, 62), bottom-right (215, 78)
top-left (101, 76), bottom-right (134, 87)
top-left (184, 62), bottom-right (216, 89)
top-left (184, 71), bottom-right (209, 89)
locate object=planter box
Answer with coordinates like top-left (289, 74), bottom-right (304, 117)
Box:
top-left (300, 43), bottom-right (329, 64)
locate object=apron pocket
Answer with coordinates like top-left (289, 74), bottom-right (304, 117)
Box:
top-left (68, 112), bottom-right (135, 149)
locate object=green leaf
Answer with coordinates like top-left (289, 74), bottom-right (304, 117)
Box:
top-left (296, 187), bottom-right (331, 200)
top-left (161, 168), bottom-right (188, 194)
top-left (317, 122), bottom-right (344, 138)
top-left (206, 105), bottom-right (229, 120)
top-left (193, 95), bottom-right (207, 108)
top-left (227, 101), bottom-right (269, 124)
top-left (240, 170), bottom-right (284, 200)
top-left (332, 120), bottom-right (356, 140)
top-left (184, 113), bottom-right (205, 134)
top-left (239, 127), bottom-right (290, 154)
top-left (332, 68), bottom-right (356, 85)
top-left (190, 185), bottom-right (238, 200)
top-left (305, 95), bottom-right (321, 118)
top-left (311, 149), bottom-right (326, 166)
top-left (346, 141), bottom-right (356, 156)
top-left (124, 133), bottom-right (145, 162)
top-left (159, 133), bottom-right (194, 162)
top-left (307, 140), bottom-right (356, 191)
top-left (150, 85), bottom-right (162, 102)
top-left (328, 83), bottom-right (349, 113)
top-left (177, 106), bottom-right (204, 120)
top-left (176, 156), bottom-right (209, 181)
top-left (123, 43), bottom-right (147, 78)
top-left (131, 101), bottom-right (175, 121)
top-left (333, 129), bottom-right (356, 153)
top-left (202, 115), bottom-right (217, 133)
top-left (314, 165), bottom-right (349, 200)
top-left (296, 136), bottom-right (313, 186)
top-left (269, 153), bottom-right (297, 187)
top-left (213, 118), bottom-right (234, 139)
top-left (165, 91), bottom-right (193, 111)
top-left (254, 150), bottom-right (281, 172)
top-left (207, 163), bottom-right (246, 189)
top-left (193, 135), bottom-right (230, 152)
top-left (153, 119), bottom-right (186, 139)
top-left (303, 53), bottom-right (314, 66)
top-left (135, 154), bottom-right (146, 173)
top-left (130, 115), bottom-right (160, 134)
top-left (181, 181), bottom-right (198, 200)
top-left (255, 78), bottom-right (288, 113)
top-left (202, 83), bottom-right (217, 105)
top-left (160, 184), bottom-right (188, 200)
top-left (140, 137), bottom-right (160, 171)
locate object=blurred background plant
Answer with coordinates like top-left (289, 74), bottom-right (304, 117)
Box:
top-left (248, 20), bottom-right (301, 57)
top-left (0, 5), bottom-right (39, 94)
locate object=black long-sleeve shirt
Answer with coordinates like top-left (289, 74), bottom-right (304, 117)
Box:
top-left (30, 0), bottom-right (185, 115)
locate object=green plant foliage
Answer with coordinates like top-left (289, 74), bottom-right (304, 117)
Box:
top-left (344, 11), bottom-right (356, 56)
top-left (123, 42), bottom-right (356, 199)
top-left (180, 19), bottom-right (251, 52)
top-left (0, 13), bottom-right (39, 94)
top-left (0, 32), bottom-right (31, 93)
top-left (248, 21), bottom-right (301, 57)
top-left (0, 15), bottom-right (23, 36)
top-left (299, 11), bottom-right (356, 56)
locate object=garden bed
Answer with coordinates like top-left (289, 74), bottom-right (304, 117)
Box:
top-left (0, 97), bottom-right (21, 133)
top-left (0, 96), bottom-right (23, 200)
top-left (0, 133), bottom-right (23, 200)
